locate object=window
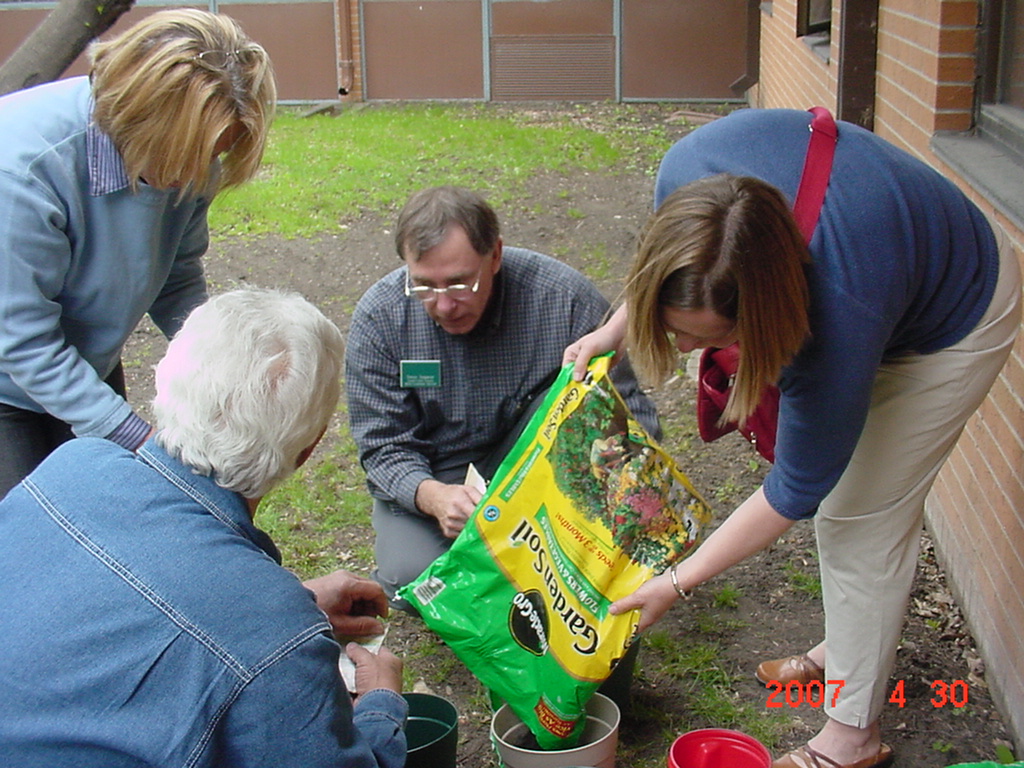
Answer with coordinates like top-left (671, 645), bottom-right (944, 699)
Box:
top-left (797, 0), bottom-right (831, 61)
top-left (980, 0), bottom-right (1023, 110)
top-left (934, 0), bottom-right (1024, 230)
top-left (797, 0), bottom-right (830, 37)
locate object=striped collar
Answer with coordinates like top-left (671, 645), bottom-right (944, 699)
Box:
top-left (86, 122), bottom-right (130, 196)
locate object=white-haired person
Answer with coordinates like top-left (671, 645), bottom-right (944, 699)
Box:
top-left (0, 9), bottom-right (276, 498)
top-left (0, 289), bottom-right (408, 768)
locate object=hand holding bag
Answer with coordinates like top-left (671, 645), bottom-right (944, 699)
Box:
top-left (695, 107), bottom-right (837, 463)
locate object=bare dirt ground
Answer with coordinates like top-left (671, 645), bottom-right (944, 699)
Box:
top-left (123, 103), bottom-right (1014, 767)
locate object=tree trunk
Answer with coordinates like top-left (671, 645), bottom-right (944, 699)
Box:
top-left (0, 0), bottom-right (136, 97)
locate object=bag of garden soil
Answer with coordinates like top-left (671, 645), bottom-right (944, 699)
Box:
top-left (399, 355), bottom-right (712, 750)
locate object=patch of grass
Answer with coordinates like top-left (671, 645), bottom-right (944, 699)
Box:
top-left (644, 630), bottom-right (790, 747)
top-left (401, 634), bottom-right (466, 690)
top-left (618, 736), bottom-right (678, 768)
top-left (616, 694), bottom-right (686, 768)
top-left (466, 685), bottom-right (495, 721)
top-left (712, 582), bottom-right (742, 609)
top-left (209, 103), bottom-right (670, 240)
top-left (713, 475), bottom-right (744, 504)
top-left (427, 651), bottom-right (461, 684)
top-left (402, 636), bottom-right (445, 689)
top-left (122, 341), bottom-right (156, 370)
top-left (580, 241), bottom-right (615, 282)
top-left (783, 557), bottom-right (822, 599)
top-left (255, 419), bottom-right (371, 578)
top-left (694, 611), bottom-right (747, 636)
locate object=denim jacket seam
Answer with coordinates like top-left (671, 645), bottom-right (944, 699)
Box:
top-left (137, 445), bottom-right (252, 540)
top-left (182, 625), bottom-right (334, 768)
top-left (184, 677), bottom-right (247, 768)
top-left (251, 623), bottom-right (333, 676)
top-left (23, 478), bottom-right (252, 679)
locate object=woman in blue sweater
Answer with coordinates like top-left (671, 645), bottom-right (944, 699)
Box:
top-left (566, 109), bottom-right (1020, 768)
top-left (0, 9), bottom-right (275, 497)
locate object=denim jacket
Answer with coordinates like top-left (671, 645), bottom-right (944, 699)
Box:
top-left (0, 437), bottom-right (407, 767)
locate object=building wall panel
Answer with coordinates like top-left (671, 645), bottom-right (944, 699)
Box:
top-left (621, 0), bottom-right (748, 100)
top-left (490, 35), bottom-right (614, 100)
top-left (0, 2), bottom-right (338, 101)
top-left (489, 0), bottom-right (613, 101)
top-left (361, 0), bottom-right (483, 99)
top-left (491, 0), bottom-right (611, 35)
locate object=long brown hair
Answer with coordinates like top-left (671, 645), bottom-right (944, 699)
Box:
top-left (626, 174), bottom-right (811, 426)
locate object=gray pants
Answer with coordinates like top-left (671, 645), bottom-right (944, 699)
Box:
top-left (372, 496), bottom-right (456, 602)
top-left (0, 362), bottom-right (126, 500)
top-left (372, 380), bottom-right (552, 602)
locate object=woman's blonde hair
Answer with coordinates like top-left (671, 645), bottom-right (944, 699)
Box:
top-left (626, 174), bottom-right (811, 426)
top-left (89, 9), bottom-right (276, 195)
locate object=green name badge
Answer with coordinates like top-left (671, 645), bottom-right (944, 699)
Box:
top-left (401, 359), bottom-right (441, 387)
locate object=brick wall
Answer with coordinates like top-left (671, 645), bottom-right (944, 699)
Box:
top-left (927, 200), bottom-right (1024, 746)
top-left (879, 0), bottom-right (1024, 745)
top-left (874, 2), bottom-right (977, 157)
top-left (754, 1), bottom-right (837, 110)
top-left (755, 0), bottom-right (1024, 746)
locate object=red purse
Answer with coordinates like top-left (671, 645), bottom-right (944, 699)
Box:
top-left (695, 107), bottom-right (837, 463)
top-left (697, 344), bottom-right (782, 462)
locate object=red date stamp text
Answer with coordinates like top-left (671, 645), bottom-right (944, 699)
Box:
top-left (765, 679), bottom-right (970, 709)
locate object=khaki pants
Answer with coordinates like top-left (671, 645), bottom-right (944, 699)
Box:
top-left (818, 241), bottom-right (1021, 727)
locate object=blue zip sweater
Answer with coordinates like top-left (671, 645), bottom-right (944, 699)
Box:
top-left (655, 108), bottom-right (1000, 519)
top-left (0, 77), bottom-right (210, 443)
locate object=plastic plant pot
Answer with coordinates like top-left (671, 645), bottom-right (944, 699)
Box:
top-left (667, 728), bottom-right (771, 768)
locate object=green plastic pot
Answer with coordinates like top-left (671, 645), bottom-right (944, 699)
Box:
top-left (403, 692), bottom-right (458, 768)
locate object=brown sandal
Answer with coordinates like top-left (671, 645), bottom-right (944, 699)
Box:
top-left (772, 742), bottom-right (894, 768)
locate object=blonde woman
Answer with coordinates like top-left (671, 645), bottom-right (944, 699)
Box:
top-left (565, 109), bottom-right (1021, 768)
top-left (0, 9), bottom-right (275, 497)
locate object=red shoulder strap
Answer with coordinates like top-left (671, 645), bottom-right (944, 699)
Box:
top-left (791, 106), bottom-right (837, 244)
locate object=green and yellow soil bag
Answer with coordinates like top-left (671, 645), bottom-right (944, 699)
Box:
top-left (399, 355), bottom-right (712, 749)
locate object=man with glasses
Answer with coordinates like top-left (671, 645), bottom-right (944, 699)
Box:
top-left (345, 186), bottom-right (660, 606)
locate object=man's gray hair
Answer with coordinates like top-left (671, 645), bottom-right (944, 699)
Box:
top-left (394, 186), bottom-right (500, 259)
top-left (153, 289), bottom-right (343, 498)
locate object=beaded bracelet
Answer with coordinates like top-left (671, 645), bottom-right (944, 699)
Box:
top-left (669, 565), bottom-right (692, 600)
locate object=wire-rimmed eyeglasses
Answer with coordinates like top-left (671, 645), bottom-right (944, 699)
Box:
top-left (404, 263), bottom-right (484, 303)
top-left (191, 47), bottom-right (263, 69)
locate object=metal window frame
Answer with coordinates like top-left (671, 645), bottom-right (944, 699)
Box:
top-left (796, 0), bottom-right (830, 37)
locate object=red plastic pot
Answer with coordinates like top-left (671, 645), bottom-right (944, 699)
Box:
top-left (667, 728), bottom-right (771, 768)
